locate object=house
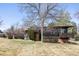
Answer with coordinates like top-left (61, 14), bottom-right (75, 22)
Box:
top-left (30, 25), bottom-right (74, 43)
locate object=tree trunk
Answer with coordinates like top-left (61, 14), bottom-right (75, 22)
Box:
top-left (41, 18), bottom-right (44, 42)
top-left (6, 35), bottom-right (8, 39)
top-left (12, 35), bottom-right (15, 39)
top-left (24, 34), bottom-right (28, 40)
top-left (24, 34), bottom-right (26, 40)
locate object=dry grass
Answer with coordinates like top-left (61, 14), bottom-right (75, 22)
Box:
top-left (0, 38), bottom-right (79, 56)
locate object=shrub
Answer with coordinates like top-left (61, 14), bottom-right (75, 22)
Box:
top-left (0, 33), bottom-right (6, 38)
top-left (14, 33), bottom-right (24, 39)
top-left (6, 32), bottom-right (25, 39)
top-left (27, 29), bottom-right (35, 41)
top-left (7, 33), bottom-right (13, 39)
top-left (74, 34), bottom-right (79, 41)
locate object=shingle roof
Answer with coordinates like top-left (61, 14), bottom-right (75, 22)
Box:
top-left (52, 25), bottom-right (74, 28)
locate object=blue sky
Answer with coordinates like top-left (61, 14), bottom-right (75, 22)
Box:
top-left (0, 3), bottom-right (79, 31)
top-left (59, 3), bottom-right (79, 24)
top-left (0, 3), bottom-right (23, 31)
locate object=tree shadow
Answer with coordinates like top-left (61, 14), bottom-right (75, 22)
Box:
top-left (67, 41), bottom-right (79, 45)
top-left (43, 41), bottom-right (79, 45)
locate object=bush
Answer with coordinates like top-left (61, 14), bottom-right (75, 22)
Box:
top-left (7, 33), bottom-right (13, 39)
top-left (6, 32), bottom-right (25, 39)
top-left (27, 29), bottom-right (35, 40)
top-left (74, 34), bottom-right (79, 41)
top-left (14, 33), bottom-right (24, 39)
top-left (0, 33), bottom-right (6, 38)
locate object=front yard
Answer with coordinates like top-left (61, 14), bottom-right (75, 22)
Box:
top-left (0, 38), bottom-right (79, 56)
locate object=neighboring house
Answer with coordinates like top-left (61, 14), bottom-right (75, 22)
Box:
top-left (29, 25), bottom-right (74, 43)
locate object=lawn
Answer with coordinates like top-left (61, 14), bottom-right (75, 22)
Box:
top-left (0, 38), bottom-right (79, 56)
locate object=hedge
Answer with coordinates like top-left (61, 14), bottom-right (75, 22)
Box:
top-left (74, 34), bottom-right (79, 41)
top-left (27, 29), bottom-right (35, 41)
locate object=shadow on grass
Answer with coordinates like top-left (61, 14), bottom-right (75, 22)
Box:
top-left (67, 41), bottom-right (79, 45)
top-left (43, 41), bottom-right (79, 45)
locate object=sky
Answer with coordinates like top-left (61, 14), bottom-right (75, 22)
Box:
top-left (0, 3), bottom-right (79, 31)
top-left (0, 3), bottom-right (23, 31)
top-left (59, 3), bottom-right (79, 24)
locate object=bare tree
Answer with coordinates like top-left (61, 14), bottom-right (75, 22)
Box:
top-left (20, 3), bottom-right (60, 42)
top-left (9, 25), bottom-right (15, 39)
top-left (0, 17), bottom-right (3, 27)
top-left (74, 11), bottom-right (79, 34)
top-left (0, 20), bottom-right (3, 26)
top-left (75, 11), bottom-right (79, 18)
top-left (22, 16), bottom-right (35, 29)
top-left (5, 24), bottom-right (18, 39)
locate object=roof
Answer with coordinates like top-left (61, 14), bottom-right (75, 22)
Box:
top-left (52, 25), bottom-right (74, 28)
